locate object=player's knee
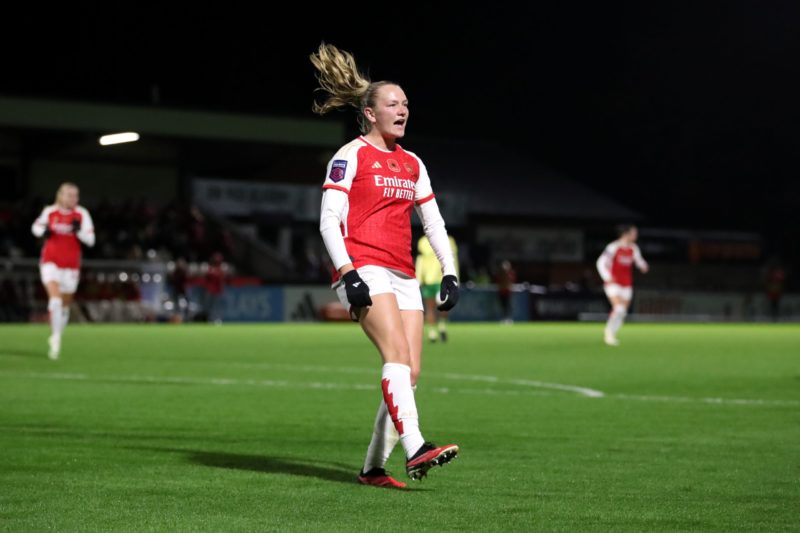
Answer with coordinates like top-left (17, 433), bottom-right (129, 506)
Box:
top-left (382, 342), bottom-right (412, 367)
top-left (613, 304), bottom-right (627, 316)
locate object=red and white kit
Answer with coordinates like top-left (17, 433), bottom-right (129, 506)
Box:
top-left (596, 239), bottom-right (647, 300)
top-left (320, 136), bottom-right (455, 311)
top-left (31, 205), bottom-right (95, 293)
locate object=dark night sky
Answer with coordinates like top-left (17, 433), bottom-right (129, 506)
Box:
top-left (3, 4), bottom-right (799, 240)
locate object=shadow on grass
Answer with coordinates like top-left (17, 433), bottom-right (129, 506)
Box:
top-left (187, 450), bottom-right (355, 484)
top-left (138, 447), bottom-right (426, 490)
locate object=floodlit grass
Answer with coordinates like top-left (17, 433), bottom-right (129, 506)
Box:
top-left (1, 323), bottom-right (798, 532)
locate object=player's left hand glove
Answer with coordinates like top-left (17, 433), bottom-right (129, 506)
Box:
top-left (437, 275), bottom-right (459, 311)
top-left (71, 220), bottom-right (81, 233)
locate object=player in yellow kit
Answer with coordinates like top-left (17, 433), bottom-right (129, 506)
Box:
top-left (416, 234), bottom-right (458, 342)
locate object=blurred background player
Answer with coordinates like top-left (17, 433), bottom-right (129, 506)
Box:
top-left (204, 252), bottom-right (226, 324)
top-left (31, 182), bottom-right (95, 359)
top-left (596, 224), bottom-right (649, 346)
top-left (313, 43), bottom-right (460, 488)
top-left (496, 260), bottom-right (516, 324)
top-left (416, 234), bottom-right (458, 342)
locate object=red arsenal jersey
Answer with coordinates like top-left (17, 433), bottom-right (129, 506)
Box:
top-left (322, 137), bottom-right (435, 280)
top-left (597, 240), bottom-right (646, 287)
top-left (32, 205), bottom-right (95, 269)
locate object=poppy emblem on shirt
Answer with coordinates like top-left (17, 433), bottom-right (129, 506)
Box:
top-left (403, 162), bottom-right (414, 174)
top-left (387, 159), bottom-right (401, 173)
top-left (329, 160), bottom-right (347, 182)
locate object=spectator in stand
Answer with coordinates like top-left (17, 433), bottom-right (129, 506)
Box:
top-left (168, 257), bottom-right (190, 321)
top-left (764, 257), bottom-right (786, 321)
top-left (204, 252), bottom-right (226, 324)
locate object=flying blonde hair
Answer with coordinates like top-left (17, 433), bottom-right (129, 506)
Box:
top-left (310, 43), bottom-right (399, 135)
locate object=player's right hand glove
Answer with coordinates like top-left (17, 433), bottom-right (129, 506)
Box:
top-left (437, 275), bottom-right (459, 311)
top-left (42, 227), bottom-right (53, 240)
top-left (342, 270), bottom-right (372, 308)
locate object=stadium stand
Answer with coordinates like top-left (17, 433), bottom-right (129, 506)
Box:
top-left (0, 97), bottom-right (796, 322)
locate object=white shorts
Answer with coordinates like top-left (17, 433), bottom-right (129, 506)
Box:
top-left (40, 263), bottom-right (80, 294)
top-left (604, 283), bottom-right (632, 301)
top-left (335, 265), bottom-right (423, 311)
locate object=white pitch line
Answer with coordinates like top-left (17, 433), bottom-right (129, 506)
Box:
top-left (611, 393), bottom-right (800, 408)
top-left (0, 371), bottom-right (796, 407)
top-left (226, 362), bottom-right (606, 398)
top-left (0, 371), bottom-right (376, 392)
top-left (436, 372), bottom-right (605, 398)
top-left (0, 371), bottom-right (569, 399)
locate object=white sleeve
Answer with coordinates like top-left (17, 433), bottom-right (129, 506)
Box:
top-left (76, 207), bottom-right (95, 247)
top-left (410, 153), bottom-right (434, 204)
top-left (596, 243), bottom-right (614, 282)
top-left (633, 244), bottom-right (648, 270)
top-left (415, 199), bottom-right (456, 278)
top-left (319, 189), bottom-right (352, 271)
top-left (31, 206), bottom-right (51, 237)
top-left (322, 142), bottom-right (359, 193)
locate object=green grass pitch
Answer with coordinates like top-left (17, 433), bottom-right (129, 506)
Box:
top-left (1, 323), bottom-right (798, 532)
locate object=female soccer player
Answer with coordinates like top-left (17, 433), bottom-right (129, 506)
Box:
top-left (312, 43), bottom-right (460, 488)
top-left (416, 234), bottom-right (458, 343)
top-left (596, 224), bottom-right (648, 346)
top-left (31, 182), bottom-right (95, 359)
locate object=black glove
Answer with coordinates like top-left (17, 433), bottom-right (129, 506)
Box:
top-left (42, 227), bottom-right (53, 240)
top-left (437, 275), bottom-right (459, 311)
top-left (71, 219), bottom-right (81, 233)
top-left (342, 270), bottom-right (372, 308)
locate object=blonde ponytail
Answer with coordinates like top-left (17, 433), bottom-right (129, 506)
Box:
top-left (310, 43), bottom-right (399, 134)
top-left (310, 43), bottom-right (370, 114)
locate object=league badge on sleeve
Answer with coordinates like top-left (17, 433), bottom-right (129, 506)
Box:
top-left (329, 160), bottom-right (347, 183)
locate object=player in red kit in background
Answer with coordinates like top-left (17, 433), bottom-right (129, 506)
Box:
top-left (312, 43), bottom-right (459, 488)
top-left (31, 182), bottom-right (95, 359)
top-left (596, 224), bottom-right (649, 346)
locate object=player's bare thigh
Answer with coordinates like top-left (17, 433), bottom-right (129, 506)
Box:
top-left (41, 264), bottom-right (78, 305)
top-left (608, 295), bottom-right (630, 310)
top-left (358, 293), bottom-right (412, 367)
top-left (44, 280), bottom-right (61, 300)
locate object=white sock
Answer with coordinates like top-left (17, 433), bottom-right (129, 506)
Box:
top-left (48, 297), bottom-right (63, 336)
top-left (362, 384), bottom-right (417, 472)
top-left (362, 400), bottom-right (399, 473)
top-left (381, 363), bottom-right (424, 458)
top-left (607, 304), bottom-right (627, 336)
top-left (61, 307), bottom-right (71, 330)
top-left (438, 320), bottom-right (446, 333)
